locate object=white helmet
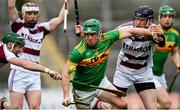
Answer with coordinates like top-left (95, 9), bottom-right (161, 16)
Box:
top-left (21, 2), bottom-right (40, 14)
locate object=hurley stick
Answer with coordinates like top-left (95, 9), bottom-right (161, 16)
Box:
top-left (74, 0), bottom-right (80, 36)
top-left (70, 80), bottom-right (126, 97)
top-left (64, 0), bottom-right (68, 33)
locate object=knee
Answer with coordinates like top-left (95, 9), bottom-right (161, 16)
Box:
top-left (29, 105), bottom-right (40, 109)
top-left (117, 101), bottom-right (128, 109)
top-left (115, 98), bottom-right (128, 109)
top-left (11, 103), bottom-right (23, 109)
top-left (162, 100), bottom-right (171, 109)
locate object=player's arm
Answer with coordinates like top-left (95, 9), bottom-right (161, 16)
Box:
top-left (118, 26), bottom-right (165, 46)
top-left (117, 27), bottom-right (152, 39)
top-left (171, 47), bottom-right (180, 74)
top-left (62, 61), bottom-right (76, 106)
top-left (49, 0), bottom-right (71, 32)
top-left (8, 57), bottom-right (61, 80)
top-left (7, 0), bottom-right (19, 22)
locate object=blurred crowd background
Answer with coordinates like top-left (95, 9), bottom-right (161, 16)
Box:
top-left (0, 0), bottom-right (180, 109)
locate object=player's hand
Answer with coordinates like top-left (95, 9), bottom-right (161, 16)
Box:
top-left (74, 25), bottom-right (84, 37)
top-left (149, 25), bottom-right (161, 40)
top-left (176, 67), bottom-right (180, 74)
top-left (149, 24), bottom-right (165, 47)
top-left (62, 96), bottom-right (71, 107)
top-left (48, 70), bottom-right (62, 80)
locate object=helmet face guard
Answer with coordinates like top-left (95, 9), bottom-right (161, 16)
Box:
top-left (83, 19), bottom-right (101, 34)
top-left (159, 5), bottom-right (176, 17)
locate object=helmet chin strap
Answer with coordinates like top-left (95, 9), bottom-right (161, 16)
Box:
top-left (146, 19), bottom-right (153, 28)
top-left (10, 43), bottom-right (15, 52)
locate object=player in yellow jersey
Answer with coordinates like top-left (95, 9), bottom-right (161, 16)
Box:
top-left (153, 5), bottom-right (180, 109)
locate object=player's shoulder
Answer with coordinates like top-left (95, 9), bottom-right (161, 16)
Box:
top-left (36, 22), bottom-right (49, 27)
top-left (0, 42), bottom-right (3, 47)
top-left (116, 21), bottom-right (133, 29)
top-left (73, 40), bottom-right (86, 54)
top-left (169, 28), bottom-right (179, 36)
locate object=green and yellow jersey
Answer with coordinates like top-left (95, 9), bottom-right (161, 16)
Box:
top-left (67, 30), bottom-right (121, 91)
top-left (153, 26), bottom-right (179, 76)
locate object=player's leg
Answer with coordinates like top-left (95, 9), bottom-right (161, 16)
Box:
top-left (134, 69), bottom-right (157, 109)
top-left (154, 75), bottom-right (171, 109)
top-left (25, 91), bottom-right (41, 109)
top-left (96, 76), bottom-right (127, 109)
top-left (156, 87), bottom-right (171, 108)
top-left (8, 69), bottom-right (27, 109)
top-left (10, 91), bottom-right (24, 109)
top-left (72, 89), bottom-right (96, 109)
top-left (135, 82), bottom-right (156, 109)
top-left (25, 72), bottom-right (41, 109)
top-left (92, 98), bottom-right (112, 109)
top-left (91, 97), bottom-right (112, 109)
top-left (170, 92), bottom-right (180, 109)
top-left (126, 93), bottom-right (145, 109)
top-left (97, 87), bottom-right (127, 109)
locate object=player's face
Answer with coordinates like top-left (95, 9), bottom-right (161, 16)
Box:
top-left (134, 17), bottom-right (148, 28)
top-left (12, 44), bottom-right (24, 55)
top-left (24, 11), bottom-right (39, 26)
top-left (84, 32), bottom-right (99, 48)
top-left (159, 14), bottom-right (174, 29)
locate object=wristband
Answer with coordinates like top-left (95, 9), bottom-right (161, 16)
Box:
top-left (45, 68), bottom-right (50, 73)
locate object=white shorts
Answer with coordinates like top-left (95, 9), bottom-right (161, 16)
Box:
top-left (8, 69), bottom-right (41, 93)
top-left (72, 76), bottom-right (112, 109)
top-left (113, 68), bottom-right (154, 88)
top-left (154, 74), bottom-right (167, 89)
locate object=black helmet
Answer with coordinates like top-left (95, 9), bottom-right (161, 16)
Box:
top-left (134, 5), bottom-right (154, 20)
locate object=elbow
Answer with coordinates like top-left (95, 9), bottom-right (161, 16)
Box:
top-left (8, 4), bottom-right (15, 9)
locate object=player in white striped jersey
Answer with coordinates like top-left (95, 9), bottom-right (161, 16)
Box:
top-left (7, 0), bottom-right (71, 109)
top-left (0, 32), bottom-right (61, 110)
top-left (112, 6), bottom-right (165, 109)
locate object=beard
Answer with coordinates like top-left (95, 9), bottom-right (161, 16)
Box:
top-left (25, 21), bottom-right (37, 28)
top-left (87, 44), bottom-right (97, 49)
top-left (87, 42), bottom-right (98, 49)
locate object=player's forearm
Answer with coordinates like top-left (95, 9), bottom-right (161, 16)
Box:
top-left (119, 28), bottom-right (152, 39)
top-left (62, 65), bottom-right (71, 98)
top-left (131, 28), bottom-right (152, 36)
top-left (49, 0), bottom-right (71, 32)
top-left (10, 57), bottom-right (49, 73)
top-left (171, 47), bottom-right (180, 67)
top-left (21, 62), bottom-right (48, 73)
top-left (8, 0), bottom-right (16, 8)
top-left (8, 0), bottom-right (19, 22)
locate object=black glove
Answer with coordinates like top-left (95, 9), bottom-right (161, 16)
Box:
top-left (157, 34), bottom-right (165, 47)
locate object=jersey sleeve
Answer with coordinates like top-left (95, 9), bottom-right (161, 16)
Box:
top-left (101, 30), bottom-right (120, 43)
top-left (3, 45), bottom-right (16, 61)
top-left (39, 22), bottom-right (50, 31)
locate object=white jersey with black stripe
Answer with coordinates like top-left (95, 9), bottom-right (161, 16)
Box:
top-left (116, 21), bottom-right (155, 74)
